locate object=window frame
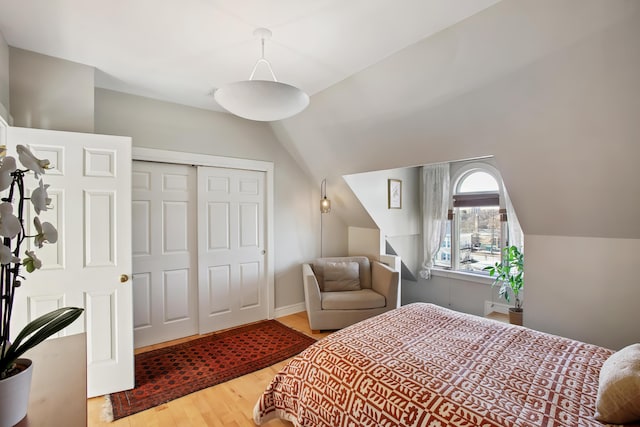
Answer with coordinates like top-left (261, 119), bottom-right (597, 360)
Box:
top-left (437, 162), bottom-right (508, 276)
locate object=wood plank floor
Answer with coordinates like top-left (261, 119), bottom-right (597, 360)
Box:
top-left (87, 312), bottom-right (331, 427)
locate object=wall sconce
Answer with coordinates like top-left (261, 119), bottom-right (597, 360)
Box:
top-left (320, 179), bottom-right (331, 213)
top-left (319, 179), bottom-right (331, 257)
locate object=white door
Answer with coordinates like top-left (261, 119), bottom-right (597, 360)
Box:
top-left (7, 126), bottom-right (133, 398)
top-left (132, 161), bottom-right (198, 348)
top-left (198, 167), bottom-right (268, 333)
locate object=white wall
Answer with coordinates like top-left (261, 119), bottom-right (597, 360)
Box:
top-left (6, 1), bottom-right (639, 347)
top-left (271, 0), bottom-right (640, 347)
top-left (344, 166), bottom-right (421, 274)
top-left (0, 30), bottom-right (9, 121)
top-left (275, 0), bottom-right (640, 240)
top-left (344, 167), bottom-right (420, 237)
top-left (10, 47), bottom-right (94, 132)
top-left (94, 88), bottom-right (326, 309)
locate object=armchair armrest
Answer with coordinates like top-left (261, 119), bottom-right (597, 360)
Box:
top-left (371, 261), bottom-right (400, 309)
top-left (302, 263), bottom-right (322, 313)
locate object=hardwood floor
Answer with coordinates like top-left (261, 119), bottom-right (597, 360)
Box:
top-left (87, 312), bottom-right (331, 427)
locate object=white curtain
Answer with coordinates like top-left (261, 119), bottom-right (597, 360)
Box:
top-left (420, 163), bottom-right (450, 279)
top-left (503, 187), bottom-right (524, 251)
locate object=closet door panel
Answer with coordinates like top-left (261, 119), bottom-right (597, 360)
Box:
top-left (198, 166), bottom-right (267, 333)
top-left (131, 161), bottom-right (198, 348)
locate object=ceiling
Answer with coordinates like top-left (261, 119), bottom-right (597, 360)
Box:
top-left (0, 0), bottom-right (501, 113)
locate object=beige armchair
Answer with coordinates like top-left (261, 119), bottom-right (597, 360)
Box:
top-left (303, 256), bottom-right (400, 333)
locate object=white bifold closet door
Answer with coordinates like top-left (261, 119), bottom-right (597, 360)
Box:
top-left (132, 161), bottom-right (268, 346)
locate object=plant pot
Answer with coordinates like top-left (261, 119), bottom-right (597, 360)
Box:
top-left (508, 308), bottom-right (523, 326)
top-left (0, 358), bottom-right (33, 427)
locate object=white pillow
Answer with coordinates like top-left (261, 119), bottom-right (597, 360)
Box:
top-left (323, 261), bottom-right (360, 292)
top-left (595, 343), bottom-right (640, 424)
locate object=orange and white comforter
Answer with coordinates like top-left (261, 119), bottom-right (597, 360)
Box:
top-left (254, 303), bottom-right (615, 427)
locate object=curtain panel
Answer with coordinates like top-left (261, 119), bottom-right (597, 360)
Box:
top-left (420, 163), bottom-right (450, 279)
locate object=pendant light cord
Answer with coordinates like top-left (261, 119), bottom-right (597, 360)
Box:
top-left (320, 211), bottom-right (324, 257)
top-left (248, 33), bottom-right (278, 82)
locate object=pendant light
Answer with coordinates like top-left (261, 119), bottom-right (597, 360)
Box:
top-left (214, 28), bottom-right (309, 122)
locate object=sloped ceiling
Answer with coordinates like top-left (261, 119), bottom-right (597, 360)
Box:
top-left (1, 1), bottom-right (637, 240)
top-left (272, 0), bottom-right (640, 239)
top-left (0, 0), bottom-right (501, 111)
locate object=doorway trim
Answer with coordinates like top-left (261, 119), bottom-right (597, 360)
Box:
top-left (132, 147), bottom-right (275, 320)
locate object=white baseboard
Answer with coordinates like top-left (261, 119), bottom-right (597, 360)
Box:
top-left (484, 300), bottom-right (511, 316)
top-left (274, 302), bottom-right (306, 318)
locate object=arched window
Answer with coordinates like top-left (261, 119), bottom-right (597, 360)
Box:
top-left (435, 164), bottom-right (507, 274)
top-left (457, 171), bottom-right (499, 193)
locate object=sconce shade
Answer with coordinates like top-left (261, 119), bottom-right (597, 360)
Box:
top-left (320, 197), bottom-right (331, 213)
top-left (214, 80), bottom-right (309, 122)
top-left (320, 178), bottom-right (331, 213)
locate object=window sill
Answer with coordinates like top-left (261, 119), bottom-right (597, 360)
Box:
top-left (430, 268), bottom-right (494, 285)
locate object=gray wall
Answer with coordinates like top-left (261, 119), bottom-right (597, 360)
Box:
top-left (0, 30), bottom-right (9, 121)
top-left (401, 275), bottom-right (493, 318)
top-left (5, 43), bottom-right (328, 311)
top-left (525, 235), bottom-right (640, 350)
top-left (94, 89), bottom-right (326, 309)
top-left (10, 47), bottom-right (94, 132)
top-left (272, 0), bottom-right (640, 349)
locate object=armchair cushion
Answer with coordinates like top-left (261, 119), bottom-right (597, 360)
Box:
top-left (323, 261), bottom-right (361, 291)
top-left (321, 289), bottom-right (386, 310)
top-left (312, 256), bottom-right (372, 290)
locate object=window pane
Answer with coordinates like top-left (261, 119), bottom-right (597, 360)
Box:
top-left (434, 221), bottom-right (451, 268)
top-left (457, 206), bottom-right (501, 273)
top-left (458, 171), bottom-right (499, 193)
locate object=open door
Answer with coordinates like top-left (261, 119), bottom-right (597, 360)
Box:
top-left (7, 126), bottom-right (133, 397)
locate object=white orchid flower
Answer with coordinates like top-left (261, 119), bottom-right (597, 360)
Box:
top-left (0, 202), bottom-right (21, 239)
top-left (0, 156), bottom-right (17, 192)
top-left (23, 250), bottom-right (42, 273)
top-left (31, 179), bottom-right (52, 215)
top-left (16, 145), bottom-right (50, 177)
top-left (0, 244), bottom-right (19, 265)
top-left (34, 217), bottom-right (58, 248)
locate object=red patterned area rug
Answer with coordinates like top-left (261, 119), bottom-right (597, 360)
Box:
top-left (106, 320), bottom-right (316, 421)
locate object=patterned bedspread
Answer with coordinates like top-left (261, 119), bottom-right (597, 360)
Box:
top-left (254, 303), bottom-right (616, 427)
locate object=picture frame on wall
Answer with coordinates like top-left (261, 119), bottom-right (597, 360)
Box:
top-left (388, 179), bottom-right (402, 209)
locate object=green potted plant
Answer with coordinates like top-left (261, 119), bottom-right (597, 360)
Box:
top-left (484, 245), bottom-right (524, 325)
top-left (0, 145), bottom-right (83, 427)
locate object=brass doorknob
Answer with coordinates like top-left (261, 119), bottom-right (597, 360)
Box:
top-left (120, 274), bottom-right (129, 283)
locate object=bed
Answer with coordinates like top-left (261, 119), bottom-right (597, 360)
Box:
top-left (253, 303), bottom-right (632, 426)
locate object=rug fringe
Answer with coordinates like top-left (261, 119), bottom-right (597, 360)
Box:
top-left (101, 395), bottom-right (114, 422)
